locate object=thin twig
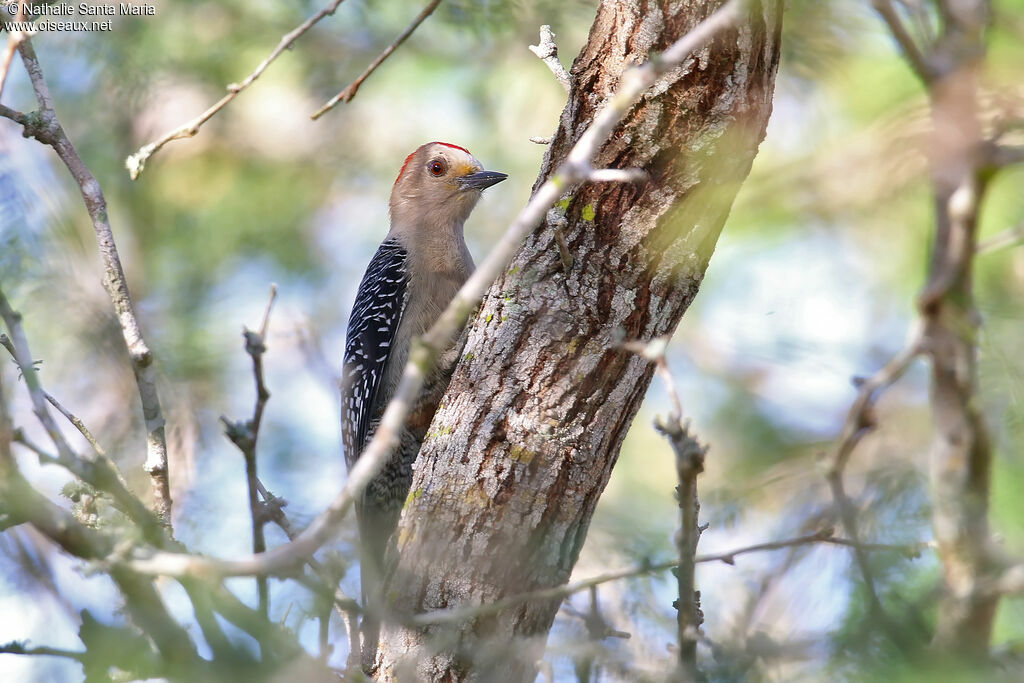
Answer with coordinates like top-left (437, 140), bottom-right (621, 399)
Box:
top-left (529, 25), bottom-right (570, 93)
top-left (827, 324), bottom-right (923, 476)
top-left (992, 562), bottom-right (1024, 596)
top-left (223, 285), bottom-right (359, 633)
top-left (257, 283), bottom-right (277, 339)
top-left (978, 221), bottom-right (1024, 254)
top-left (1, 310), bottom-right (315, 667)
top-left (0, 101), bottom-right (26, 125)
top-left (0, 320), bottom-right (163, 544)
top-left (4, 426), bottom-right (312, 668)
top-left (989, 144), bottom-right (1024, 168)
top-left (255, 475), bottom-right (362, 658)
top-left (184, 585), bottom-right (243, 664)
top-left (1, 465), bottom-right (320, 670)
top-left (696, 532), bottom-right (929, 565)
top-left (561, 587), bottom-right (631, 641)
top-left (256, 479), bottom-right (361, 606)
top-left (1, 332), bottom-right (110, 461)
top-left (10, 432), bottom-right (60, 471)
top-left (43, 391), bottom-right (108, 459)
top-left (125, 0), bottom-right (350, 179)
top-left (0, 291), bottom-right (77, 466)
top-left (9, 39), bottom-right (173, 529)
top-left (0, 340), bottom-right (11, 468)
top-left (405, 530), bottom-right (921, 627)
top-left (121, 0), bottom-right (751, 581)
top-left (623, 336), bottom-right (704, 676)
top-left (820, 323), bottom-right (923, 639)
top-left (0, 641), bottom-right (87, 662)
top-left (310, 0), bottom-right (443, 120)
top-left (871, 0), bottom-right (935, 83)
top-left (2, 295), bottom-right (153, 528)
top-left (895, 0), bottom-right (936, 47)
top-left (221, 284), bottom-right (277, 618)
top-left (0, 465), bottom-right (203, 668)
top-left (9, 430), bottom-right (59, 466)
top-left (634, 339), bottom-right (705, 681)
top-left (0, 1), bottom-right (28, 102)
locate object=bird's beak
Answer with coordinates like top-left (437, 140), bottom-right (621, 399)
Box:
top-left (458, 170), bottom-right (508, 191)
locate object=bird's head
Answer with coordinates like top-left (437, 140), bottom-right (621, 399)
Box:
top-left (389, 141), bottom-right (507, 230)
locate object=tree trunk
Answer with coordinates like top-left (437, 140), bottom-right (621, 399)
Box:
top-left (376, 1), bottom-right (782, 679)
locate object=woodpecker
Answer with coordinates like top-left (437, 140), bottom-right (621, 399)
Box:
top-left (341, 141), bottom-right (506, 666)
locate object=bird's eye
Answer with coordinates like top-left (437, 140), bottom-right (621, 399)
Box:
top-left (428, 160), bottom-right (446, 177)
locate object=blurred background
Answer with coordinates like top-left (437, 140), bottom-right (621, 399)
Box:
top-left (1, 0), bottom-right (1023, 680)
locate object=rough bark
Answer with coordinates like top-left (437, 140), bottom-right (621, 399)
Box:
top-left (376, 1), bottom-right (782, 679)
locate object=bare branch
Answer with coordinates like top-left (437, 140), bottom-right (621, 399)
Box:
top-left (560, 587), bottom-right (631, 641)
top-left (865, 0), bottom-right (995, 653)
top-left (221, 284), bottom-right (278, 617)
top-left (257, 283), bottom-right (278, 338)
top-left (871, 0), bottom-right (936, 83)
top-left (529, 135), bottom-right (552, 145)
top-left (310, 0), bottom-right (443, 120)
top-left (256, 477), bottom-right (362, 661)
top-left (11, 39), bottom-right (173, 528)
top-left (405, 530), bottom-right (921, 627)
top-left (989, 143), bottom-right (1024, 168)
top-left (0, 318), bottom-right (163, 544)
top-left (0, 641), bottom-right (86, 663)
top-left (529, 25), bottom-right (570, 93)
top-left (14, 39), bottom-right (50, 109)
top-left (0, 336), bottom-right (103, 464)
top-left (0, 289), bottom-right (81, 468)
top-left (1, 431), bottom-right (318, 671)
top-left (0, 309), bottom-right (321, 668)
top-left (993, 562), bottom-right (1024, 596)
top-left (0, 101), bottom-right (27, 125)
top-left (826, 323), bottom-right (923, 478)
top-left (896, 0), bottom-right (937, 44)
top-left (696, 532), bottom-right (929, 565)
top-left (0, 342), bottom-right (11, 469)
top-left (0, 1), bottom-right (28, 102)
top-left (43, 390), bottom-right (108, 459)
top-left (819, 322), bottom-right (923, 641)
top-left (120, 0), bottom-right (752, 581)
top-left (9, 430), bottom-right (60, 466)
top-left (0, 463), bottom-right (202, 668)
top-left (978, 221), bottom-right (1024, 254)
top-left (644, 344), bottom-right (704, 680)
top-left (623, 335), bottom-right (704, 676)
top-left (125, 0), bottom-right (350, 179)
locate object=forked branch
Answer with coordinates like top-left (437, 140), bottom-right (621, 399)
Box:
top-left (125, 0), bottom-right (350, 178)
top-left (310, 0), bottom-right (443, 120)
top-left (2, 39), bottom-right (173, 528)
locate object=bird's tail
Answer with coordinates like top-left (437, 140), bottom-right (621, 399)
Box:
top-left (357, 502), bottom-right (398, 674)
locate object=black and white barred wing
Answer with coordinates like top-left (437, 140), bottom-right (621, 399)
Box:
top-left (341, 238), bottom-right (409, 469)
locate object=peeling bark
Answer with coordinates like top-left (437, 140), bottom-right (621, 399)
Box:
top-left (376, 1), bottom-right (782, 679)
